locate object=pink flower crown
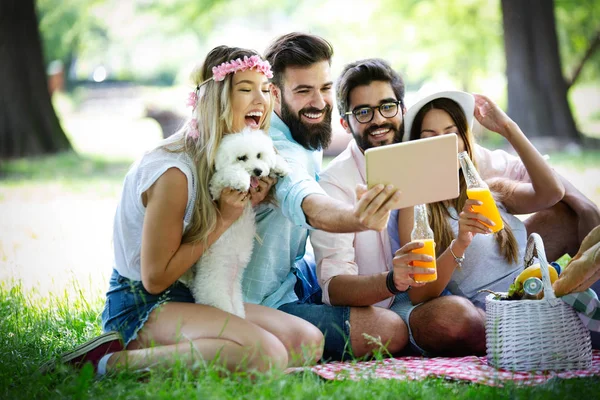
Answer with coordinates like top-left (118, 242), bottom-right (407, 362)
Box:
top-left (184, 55), bottom-right (272, 141)
top-left (211, 55), bottom-right (273, 82)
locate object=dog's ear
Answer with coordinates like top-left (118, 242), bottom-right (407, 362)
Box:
top-left (213, 134), bottom-right (238, 172)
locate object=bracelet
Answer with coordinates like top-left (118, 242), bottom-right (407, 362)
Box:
top-left (386, 270), bottom-right (410, 295)
top-left (449, 239), bottom-right (465, 268)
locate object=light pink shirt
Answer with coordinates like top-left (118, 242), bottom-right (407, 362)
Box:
top-left (474, 144), bottom-right (530, 182)
top-left (311, 141), bottom-right (528, 308)
top-left (310, 140), bottom-right (394, 308)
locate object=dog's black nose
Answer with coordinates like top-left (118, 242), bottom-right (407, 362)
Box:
top-left (253, 168), bottom-right (263, 177)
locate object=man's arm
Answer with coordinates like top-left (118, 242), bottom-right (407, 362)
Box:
top-left (560, 175), bottom-right (600, 243)
top-left (328, 273), bottom-right (395, 307)
top-left (309, 179), bottom-right (394, 306)
top-left (302, 184), bottom-right (402, 233)
top-left (311, 177), bottom-right (425, 307)
top-left (273, 142), bottom-right (400, 233)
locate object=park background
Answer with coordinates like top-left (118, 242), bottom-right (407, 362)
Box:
top-left (1, 0), bottom-right (600, 398)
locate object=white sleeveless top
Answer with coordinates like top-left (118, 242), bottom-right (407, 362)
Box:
top-left (112, 145), bottom-right (197, 281)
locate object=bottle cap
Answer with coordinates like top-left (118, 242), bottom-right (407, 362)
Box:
top-left (550, 262), bottom-right (561, 276)
top-left (523, 277), bottom-right (543, 296)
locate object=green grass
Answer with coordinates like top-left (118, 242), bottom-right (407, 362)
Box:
top-left (546, 150), bottom-right (600, 170)
top-left (0, 151), bottom-right (130, 182)
top-left (0, 151), bottom-right (131, 199)
top-left (2, 279), bottom-right (600, 399)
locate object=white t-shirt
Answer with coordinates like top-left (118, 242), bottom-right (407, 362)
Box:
top-left (112, 146), bottom-right (197, 281)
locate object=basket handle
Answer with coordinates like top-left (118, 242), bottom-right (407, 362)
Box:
top-left (523, 233), bottom-right (556, 300)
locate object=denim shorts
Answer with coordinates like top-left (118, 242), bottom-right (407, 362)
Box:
top-left (278, 301), bottom-right (351, 361)
top-left (279, 290), bottom-right (453, 360)
top-left (278, 292), bottom-right (428, 361)
top-left (101, 269), bottom-right (195, 346)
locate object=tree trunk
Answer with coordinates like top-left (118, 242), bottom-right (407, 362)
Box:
top-left (501, 0), bottom-right (580, 142)
top-left (0, 0), bottom-right (72, 160)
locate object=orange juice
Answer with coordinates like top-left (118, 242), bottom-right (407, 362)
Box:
top-left (466, 187), bottom-right (504, 233)
top-left (412, 239), bottom-right (437, 283)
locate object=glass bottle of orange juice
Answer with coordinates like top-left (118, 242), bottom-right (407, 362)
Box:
top-left (411, 204), bottom-right (437, 283)
top-left (457, 151), bottom-right (504, 233)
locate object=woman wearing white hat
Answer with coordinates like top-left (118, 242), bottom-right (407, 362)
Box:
top-left (395, 91), bottom-right (565, 309)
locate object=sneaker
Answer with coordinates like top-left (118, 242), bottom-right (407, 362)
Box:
top-left (39, 331), bottom-right (124, 374)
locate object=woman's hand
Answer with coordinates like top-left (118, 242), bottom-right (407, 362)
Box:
top-left (391, 242), bottom-right (435, 291)
top-left (456, 199), bottom-right (494, 247)
top-left (249, 176), bottom-right (277, 207)
top-left (473, 93), bottom-right (515, 139)
top-left (217, 188), bottom-right (249, 225)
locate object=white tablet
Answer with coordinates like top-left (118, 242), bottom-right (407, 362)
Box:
top-left (365, 134), bottom-right (459, 209)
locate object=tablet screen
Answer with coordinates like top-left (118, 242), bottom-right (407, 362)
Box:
top-left (365, 134), bottom-right (459, 209)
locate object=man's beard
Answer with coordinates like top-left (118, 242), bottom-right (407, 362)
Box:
top-left (280, 96), bottom-right (332, 151)
top-left (352, 121), bottom-right (403, 151)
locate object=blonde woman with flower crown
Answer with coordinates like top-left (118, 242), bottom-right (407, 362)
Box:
top-left (41, 46), bottom-right (324, 376)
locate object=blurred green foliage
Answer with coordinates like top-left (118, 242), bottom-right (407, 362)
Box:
top-left (35, 0), bottom-right (600, 97)
top-left (36, 0), bottom-right (107, 71)
top-left (556, 0), bottom-right (600, 84)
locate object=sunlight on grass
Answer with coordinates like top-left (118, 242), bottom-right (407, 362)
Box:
top-left (63, 116), bottom-right (164, 161)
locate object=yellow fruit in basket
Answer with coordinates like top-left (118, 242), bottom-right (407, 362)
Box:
top-left (514, 263), bottom-right (558, 286)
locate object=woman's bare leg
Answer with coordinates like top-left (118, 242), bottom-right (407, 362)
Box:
top-left (105, 302), bottom-right (288, 373)
top-left (245, 303), bottom-right (324, 367)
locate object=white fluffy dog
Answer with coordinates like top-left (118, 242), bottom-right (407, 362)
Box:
top-left (180, 128), bottom-right (289, 318)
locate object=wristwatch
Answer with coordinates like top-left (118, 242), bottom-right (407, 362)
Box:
top-left (449, 239), bottom-right (465, 268)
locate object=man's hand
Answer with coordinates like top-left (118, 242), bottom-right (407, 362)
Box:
top-left (392, 242), bottom-right (435, 291)
top-left (354, 184), bottom-right (402, 231)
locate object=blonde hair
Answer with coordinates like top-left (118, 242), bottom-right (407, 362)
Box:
top-left (161, 46), bottom-right (273, 245)
top-left (410, 98), bottom-right (519, 264)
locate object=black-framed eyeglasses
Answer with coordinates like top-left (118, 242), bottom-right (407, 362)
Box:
top-left (344, 101), bottom-right (402, 124)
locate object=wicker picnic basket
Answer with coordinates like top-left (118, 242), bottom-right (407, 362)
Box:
top-left (485, 233), bottom-right (592, 371)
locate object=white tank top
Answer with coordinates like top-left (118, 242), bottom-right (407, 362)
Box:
top-left (112, 145), bottom-right (197, 281)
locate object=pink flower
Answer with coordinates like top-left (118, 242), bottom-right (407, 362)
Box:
top-left (187, 119), bottom-right (199, 140)
top-left (186, 91), bottom-right (198, 108)
top-left (210, 56), bottom-right (273, 82)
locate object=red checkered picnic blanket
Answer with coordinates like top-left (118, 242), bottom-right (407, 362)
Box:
top-left (287, 350), bottom-right (600, 386)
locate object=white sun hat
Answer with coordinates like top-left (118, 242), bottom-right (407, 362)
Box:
top-left (402, 90), bottom-right (475, 142)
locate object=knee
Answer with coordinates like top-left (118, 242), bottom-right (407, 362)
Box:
top-left (438, 297), bottom-right (485, 344)
top-left (247, 331), bottom-right (289, 372)
top-left (286, 321), bottom-right (325, 364)
top-left (350, 309), bottom-right (408, 357)
top-left (376, 312), bottom-right (408, 354)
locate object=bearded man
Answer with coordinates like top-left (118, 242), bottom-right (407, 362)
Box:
top-left (241, 33), bottom-right (418, 361)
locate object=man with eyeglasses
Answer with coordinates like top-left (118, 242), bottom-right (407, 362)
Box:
top-left (309, 58), bottom-right (486, 357)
